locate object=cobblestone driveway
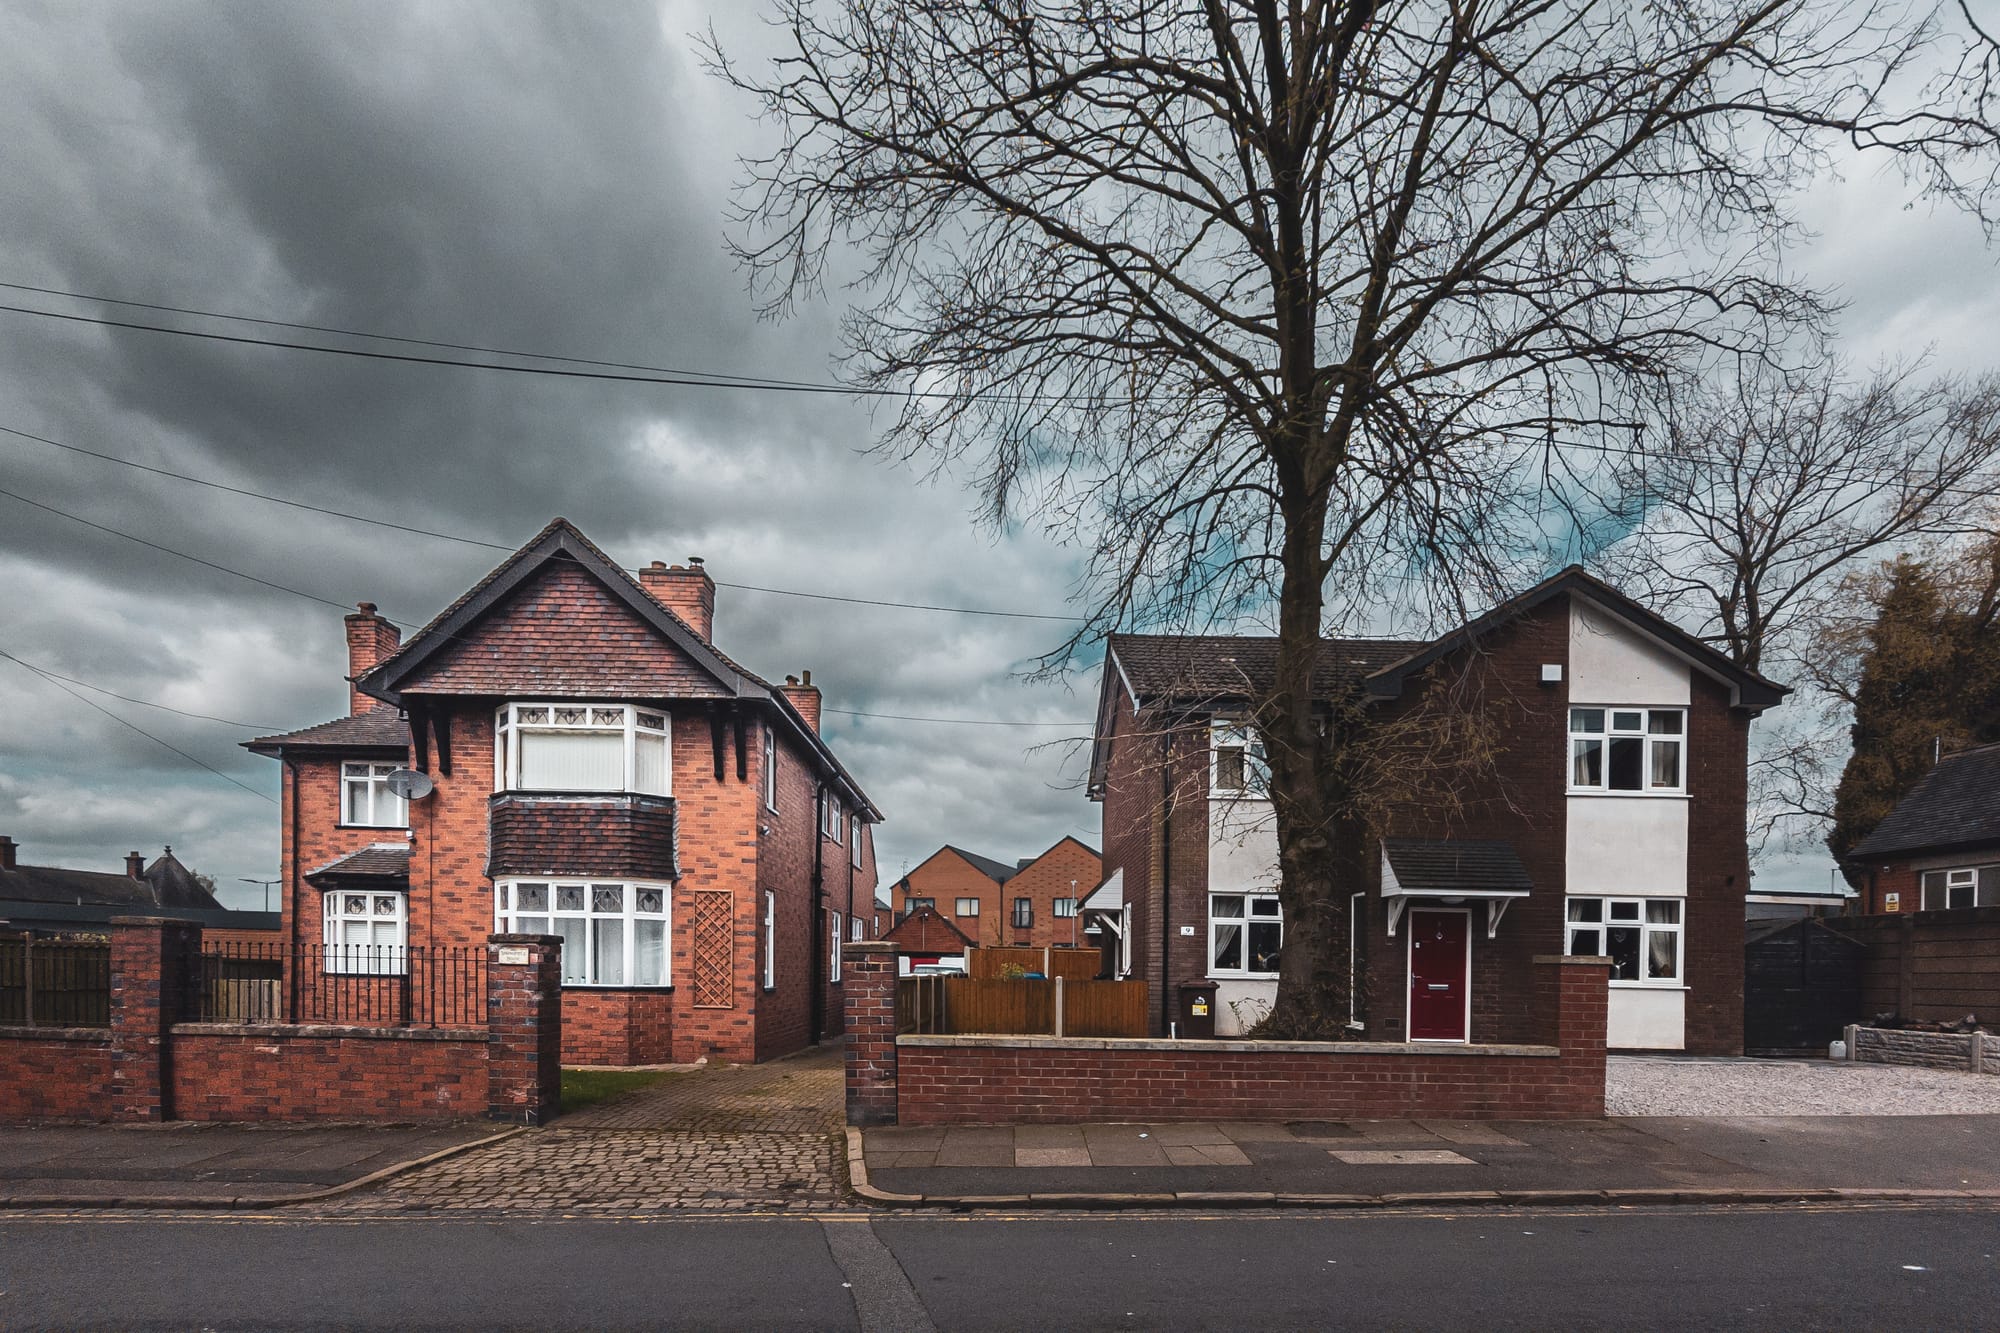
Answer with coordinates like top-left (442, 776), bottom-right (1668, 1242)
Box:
top-left (336, 1046), bottom-right (846, 1215)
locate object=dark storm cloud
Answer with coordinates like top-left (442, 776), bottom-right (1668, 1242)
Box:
top-left (0, 0), bottom-right (1093, 900)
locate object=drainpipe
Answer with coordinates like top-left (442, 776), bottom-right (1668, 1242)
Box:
top-left (809, 781), bottom-right (826, 1045)
top-left (1159, 729), bottom-right (1174, 1036)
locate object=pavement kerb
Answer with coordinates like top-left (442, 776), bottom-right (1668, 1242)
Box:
top-left (0, 1125), bottom-right (524, 1212)
top-left (841, 1128), bottom-right (2000, 1213)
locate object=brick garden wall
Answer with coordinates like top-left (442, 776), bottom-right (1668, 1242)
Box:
top-left (0, 1028), bottom-right (112, 1119)
top-left (0, 920), bottom-right (562, 1124)
top-left (851, 954), bottom-right (1608, 1125)
top-left (562, 989), bottom-right (674, 1065)
top-left (170, 1026), bottom-right (489, 1120)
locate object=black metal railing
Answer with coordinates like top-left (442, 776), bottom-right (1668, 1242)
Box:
top-left (185, 943), bottom-right (488, 1029)
top-left (0, 936), bottom-right (112, 1027)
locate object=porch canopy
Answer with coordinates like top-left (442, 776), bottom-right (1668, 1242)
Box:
top-left (1380, 838), bottom-right (1532, 939)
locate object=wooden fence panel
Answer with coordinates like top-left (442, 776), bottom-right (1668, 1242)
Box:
top-left (1062, 980), bottom-right (1150, 1037)
top-left (941, 977), bottom-right (1053, 1034)
top-left (966, 946), bottom-right (1101, 981)
top-left (0, 938), bottom-right (111, 1027)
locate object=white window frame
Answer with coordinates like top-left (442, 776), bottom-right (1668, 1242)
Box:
top-left (494, 879), bottom-right (672, 988)
top-left (954, 896), bottom-right (980, 918)
top-left (851, 914), bottom-right (865, 942)
top-left (322, 889), bottom-right (407, 975)
top-left (830, 910), bottom-right (843, 982)
top-left (1568, 707), bottom-right (1686, 794)
top-left (821, 794), bottom-right (843, 843)
top-left (763, 889), bottom-right (777, 989)
top-left (1565, 896), bottom-right (1683, 986)
top-left (851, 816), bottom-right (865, 869)
top-left (762, 727), bottom-right (779, 811)
top-left (1210, 721), bottom-right (1269, 797)
top-left (1348, 891), bottom-right (1365, 1030)
top-left (340, 761), bottom-right (408, 829)
top-left (1921, 866), bottom-right (1994, 910)
top-left (1208, 892), bottom-right (1283, 977)
top-left (493, 703), bottom-right (670, 796)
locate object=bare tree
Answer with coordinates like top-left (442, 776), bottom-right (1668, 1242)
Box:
top-left (1596, 360), bottom-right (2000, 847)
top-left (716, 1), bottom-right (2000, 1035)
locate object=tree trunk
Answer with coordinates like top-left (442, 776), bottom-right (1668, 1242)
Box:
top-left (1256, 489), bottom-right (1354, 1039)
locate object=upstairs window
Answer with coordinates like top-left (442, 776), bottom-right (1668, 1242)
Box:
top-left (1569, 708), bottom-right (1684, 793)
top-left (905, 896), bottom-right (935, 916)
top-left (955, 897), bottom-right (980, 918)
top-left (495, 704), bottom-right (669, 796)
top-left (821, 794), bottom-right (843, 843)
top-left (1053, 898), bottom-right (1079, 918)
top-left (341, 762), bottom-right (408, 828)
top-left (1211, 723), bottom-right (1269, 796)
top-left (851, 816), bottom-right (865, 868)
top-left (762, 727), bottom-right (779, 810)
top-left (1012, 898), bottom-right (1034, 929)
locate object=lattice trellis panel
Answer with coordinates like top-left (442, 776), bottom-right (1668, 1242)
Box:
top-left (691, 890), bottom-right (734, 1008)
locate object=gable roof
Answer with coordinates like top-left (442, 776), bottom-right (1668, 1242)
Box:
top-left (256, 517), bottom-right (875, 818)
top-left (1363, 565), bottom-right (1788, 712)
top-left (901, 844), bottom-right (1019, 887)
top-left (0, 849), bottom-right (222, 912)
top-left (1013, 834), bottom-right (1103, 875)
top-left (1849, 742), bottom-right (2000, 862)
top-left (1090, 565), bottom-right (1789, 795)
top-left (880, 905), bottom-right (974, 953)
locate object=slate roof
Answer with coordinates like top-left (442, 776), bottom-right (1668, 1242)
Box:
top-left (246, 708), bottom-right (409, 755)
top-left (1381, 838), bottom-right (1534, 896)
top-left (307, 844), bottom-right (414, 882)
top-left (1849, 742), bottom-right (2000, 861)
top-left (943, 846), bottom-right (1020, 883)
top-left (1108, 635), bottom-right (1427, 703)
top-left (0, 850), bottom-right (223, 911)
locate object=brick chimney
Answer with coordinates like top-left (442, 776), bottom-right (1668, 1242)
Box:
top-left (639, 557), bottom-right (716, 641)
top-left (125, 851), bottom-right (145, 879)
top-left (779, 670), bottom-right (822, 734)
top-left (0, 836), bottom-right (15, 871)
top-left (345, 602), bottom-right (402, 715)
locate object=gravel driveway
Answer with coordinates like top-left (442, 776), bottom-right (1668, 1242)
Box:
top-left (1607, 1054), bottom-right (2000, 1116)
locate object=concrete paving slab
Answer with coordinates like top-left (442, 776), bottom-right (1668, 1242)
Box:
top-left (1150, 1124), bottom-right (1233, 1147)
top-left (1014, 1124), bottom-right (1086, 1148)
top-left (1017, 1148), bottom-right (1091, 1168)
top-left (864, 1127), bottom-right (946, 1150)
top-left (1085, 1140), bottom-right (1169, 1167)
top-left (1330, 1149), bottom-right (1477, 1166)
top-left (934, 1143), bottom-right (1015, 1168)
top-left (1418, 1120), bottom-right (1526, 1147)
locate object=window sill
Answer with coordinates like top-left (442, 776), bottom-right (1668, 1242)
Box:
top-left (1565, 790), bottom-right (1691, 800)
top-left (1607, 982), bottom-right (1690, 991)
top-left (557, 983), bottom-right (674, 991)
top-left (1206, 972), bottom-right (1280, 982)
top-left (335, 823), bottom-right (409, 832)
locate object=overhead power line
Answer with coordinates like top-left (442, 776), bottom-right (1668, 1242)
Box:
top-left (0, 655), bottom-right (279, 729)
top-left (0, 649), bottom-right (277, 805)
top-left (825, 707), bottom-right (1087, 727)
top-left (0, 424), bottom-right (1089, 623)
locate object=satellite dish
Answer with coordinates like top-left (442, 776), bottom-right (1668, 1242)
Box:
top-left (385, 768), bottom-right (435, 801)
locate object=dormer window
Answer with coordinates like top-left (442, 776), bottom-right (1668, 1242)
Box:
top-left (494, 703), bottom-right (670, 796)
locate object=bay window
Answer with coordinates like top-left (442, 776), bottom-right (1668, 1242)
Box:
top-left (341, 762), bottom-right (408, 828)
top-left (495, 879), bottom-right (670, 987)
top-left (1569, 708), bottom-right (1684, 792)
top-left (1566, 897), bottom-right (1681, 984)
top-left (1210, 893), bottom-right (1283, 976)
top-left (494, 704), bottom-right (669, 796)
top-left (323, 889), bottom-right (406, 975)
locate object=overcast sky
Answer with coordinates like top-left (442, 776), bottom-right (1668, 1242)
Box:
top-left (1, 1), bottom-right (1993, 907)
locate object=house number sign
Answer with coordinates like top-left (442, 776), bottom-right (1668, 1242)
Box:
top-left (497, 946), bottom-right (531, 965)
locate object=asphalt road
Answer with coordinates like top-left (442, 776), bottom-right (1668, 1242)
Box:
top-left (1, 1204), bottom-right (1995, 1330)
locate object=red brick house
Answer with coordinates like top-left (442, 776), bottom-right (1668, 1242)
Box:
top-left (893, 837), bottom-right (1101, 950)
top-left (1088, 566), bottom-right (1787, 1054)
top-left (1845, 741), bottom-right (2000, 915)
top-left (248, 518), bottom-right (881, 1065)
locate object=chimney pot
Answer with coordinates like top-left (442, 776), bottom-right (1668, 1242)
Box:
top-left (778, 671), bottom-right (823, 734)
top-left (639, 557), bottom-right (717, 641)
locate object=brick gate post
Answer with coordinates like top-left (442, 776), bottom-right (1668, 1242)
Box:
top-left (108, 916), bottom-right (201, 1123)
top-left (844, 941), bottom-right (899, 1126)
top-left (1534, 954), bottom-right (1610, 1117)
top-left (487, 933), bottom-right (563, 1125)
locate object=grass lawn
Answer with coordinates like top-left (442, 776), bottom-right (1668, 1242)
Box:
top-left (560, 1067), bottom-right (672, 1113)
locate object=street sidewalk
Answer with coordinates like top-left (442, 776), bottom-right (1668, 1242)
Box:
top-left (850, 1113), bottom-right (2000, 1209)
top-left (0, 1123), bottom-right (513, 1209)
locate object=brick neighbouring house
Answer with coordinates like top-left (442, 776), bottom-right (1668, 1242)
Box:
top-left (0, 837), bottom-right (278, 943)
top-left (1844, 741), bottom-right (2000, 916)
top-left (1087, 565), bottom-right (1788, 1054)
top-left (892, 838), bottom-right (1103, 952)
top-left (246, 518), bottom-right (881, 1066)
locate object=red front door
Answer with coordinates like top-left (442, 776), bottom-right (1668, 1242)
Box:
top-left (1408, 910), bottom-right (1469, 1041)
